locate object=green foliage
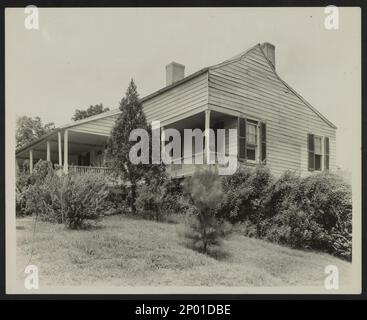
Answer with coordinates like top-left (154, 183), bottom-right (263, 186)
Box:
top-left (107, 79), bottom-right (165, 214)
top-left (263, 171), bottom-right (352, 260)
top-left (16, 116), bottom-right (55, 149)
top-left (233, 219), bottom-right (258, 238)
top-left (16, 161), bottom-right (32, 216)
top-left (218, 165), bottom-right (273, 230)
top-left (220, 168), bottom-right (352, 260)
top-left (24, 170), bottom-right (62, 223)
top-left (296, 172), bottom-right (352, 232)
top-left (262, 170), bottom-right (301, 218)
top-left (24, 168), bottom-right (109, 229)
top-left (72, 103), bottom-right (110, 121)
top-left (181, 169), bottom-right (226, 255)
top-left (105, 186), bottom-right (129, 215)
top-left (136, 178), bottom-right (169, 222)
top-left (60, 174), bottom-right (109, 229)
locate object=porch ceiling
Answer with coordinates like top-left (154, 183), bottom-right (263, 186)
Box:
top-left (166, 110), bottom-right (235, 132)
top-left (16, 130), bottom-right (109, 161)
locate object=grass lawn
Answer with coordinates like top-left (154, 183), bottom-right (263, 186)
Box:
top-left (16, 215), bottom-right (352, 288)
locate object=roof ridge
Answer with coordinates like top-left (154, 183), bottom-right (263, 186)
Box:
top-left (257, 44), bottom-right (337, 129)
top-left (209, 43), bottom-right (260, 71)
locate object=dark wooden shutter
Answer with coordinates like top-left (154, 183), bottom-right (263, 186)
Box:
top-left (238, 118), bottom-right (247, 160)
top-left (260, 122), bottom-right (266, 163)
top-left (308, 134), bottom-right (315, 171)
top-left (324, 137), bottom-right (330, 170)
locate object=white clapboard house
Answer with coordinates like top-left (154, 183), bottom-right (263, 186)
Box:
top-left (16, 42), bottom-right (336, 178)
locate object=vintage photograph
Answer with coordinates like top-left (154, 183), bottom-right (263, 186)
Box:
top-left (5, 7), bottom-right (361, 294)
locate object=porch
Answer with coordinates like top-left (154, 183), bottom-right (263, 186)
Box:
top-left (162, 109), bottom-right (242, 177)
top-left (16, 109), bottom-right (264, 178)
top-left (16, 128), bottom-right (111, 176)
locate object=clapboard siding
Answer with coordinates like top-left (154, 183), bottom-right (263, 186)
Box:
top-left (142, 72), bottom-right (208, 124)
top-left (70, 114), bottom-right (119, 136)
top-left (208, 45), bottom-right (336, 176)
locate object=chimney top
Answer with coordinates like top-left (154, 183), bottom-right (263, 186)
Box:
top-left (166, 62), bottom-right (185, 86)
top-left (261, 42), bottom-right (275, 68)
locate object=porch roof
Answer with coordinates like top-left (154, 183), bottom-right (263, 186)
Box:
top-left (16, 129), bottom-right (108, 162)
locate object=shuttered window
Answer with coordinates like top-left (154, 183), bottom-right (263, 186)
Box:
top-left (260, 123), bottom-right (266, 162)
top-left (308, 134), bottom-right (330, 172)
top-left (324, 137), bottom-right (330, 170)
top-left (246, 122), bottom-right (257, 145)
top-left (238, 118), bottom-right (264, 162)
top-left (314, 136), bottom-right (322, 171)
top-left (238, 118), bottom-right (247, 160)
top-left (308, 134), bottom-right (315, 171)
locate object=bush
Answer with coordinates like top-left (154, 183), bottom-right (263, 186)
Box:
top-left (181, 169), bottom-right (226, 255)
top-left (16, 161), bottom-right (32, 216)
top-left (16, 160), bottom-right (54, 217)
top-left (136, 179), bottom-right (170, 222)
top-left (263, 170), bottom-right (301, 218)
top-left (105, 185), bottom-right (129, 215)
top-left (262, 171), bottom-right (352, 260)
top-left (24, 169), bottom-right (109, 229)
top-left (265, 205), bottom-right (331, 250)
top-left (24, 170), bottom-right (62, 222)
top-left (296, 172), bottom-right (352, 232)
top-left (217, 165), bottom-right (273, 236)
top-left (232, 219), bottom-right (258, 238)
top-left (60, 173), bottom-right (109, 229)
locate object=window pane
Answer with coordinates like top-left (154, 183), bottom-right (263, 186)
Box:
top-left (314, 137), bottom-right (322, 154)
top-left (246, 123), bottom-right (257, 145)
top-left (247, 147), bottom-right (256, 160)
top-left (315, 154), bottom-right (322, 171)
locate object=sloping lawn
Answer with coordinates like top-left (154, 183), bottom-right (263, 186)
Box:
top-left (16, 215), bottom-right (352, 287)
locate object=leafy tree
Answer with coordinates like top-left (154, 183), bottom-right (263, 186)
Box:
top-left (72, 103), bottom-right (110, 121)
top-left (16, 116), bottom-right (55, 149)
top-left (107, 79), bottom-right (156, 214)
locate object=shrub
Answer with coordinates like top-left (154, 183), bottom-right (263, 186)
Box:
top-left (31, 159), bottom-right (53, 184)
top-left (232, 219), bottom-right (258, 238)
top-left (262, 172), bottom-right (352, 260)
top-left (225, 169), bottom-right (352, 260)
top-left (181, 169), bottom-right (226, 255)
top-left (265, 205), bottom-right (331, 250)
top-left (61, 173), bottom-right (109, 229)
top-left (136, 179), bottom-right (170, 222)
top-left (263, 170), bottom-right (301, 218)
top-left (16, 161), bottom-right (32, 216)
top-left (105, 185), bottom-right (129, 215)
top-left (24, 170), bottom-right (109, 229)
top-left (217, 165), bottom-right (273, 236)
top-left (24, 170), bottom-right (62, 222)
top-left (296, 172), bottom-right (352, 232)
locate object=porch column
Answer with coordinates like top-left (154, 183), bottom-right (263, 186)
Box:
top-left (205, 109), bottom-right (211, 164)
top-left (63, 129), bottom-right (68, 174)
top-left (161, 126), bottom-right (166, 162)
top-left (29, 149), bottom-right (33, 174)
top-left (46, 141), bottom-right (51, 162)
top-left (58, 131), bottom-right (62, 166)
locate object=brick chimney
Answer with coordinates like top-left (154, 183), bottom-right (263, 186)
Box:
top-left (261, 42), bottom-right (275, 68)
top-left (166, 62), bottom-right (185, 86)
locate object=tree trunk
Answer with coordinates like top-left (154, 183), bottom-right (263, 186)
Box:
top-left (130, 182), bottom-right (137, 214)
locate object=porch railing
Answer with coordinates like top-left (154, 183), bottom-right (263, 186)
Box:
top-left (54, 164), bottom-right (113, 176)
top-left (167, 152), bottom-right (234, 178)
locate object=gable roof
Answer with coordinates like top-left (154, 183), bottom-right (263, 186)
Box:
top-left (210, 44), bottom-right (337, 129)
top-left (16, 42), bottom-right (336, 155)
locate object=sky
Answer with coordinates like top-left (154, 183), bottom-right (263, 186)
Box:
top-left (5, 7), bottom-right (361, 170)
